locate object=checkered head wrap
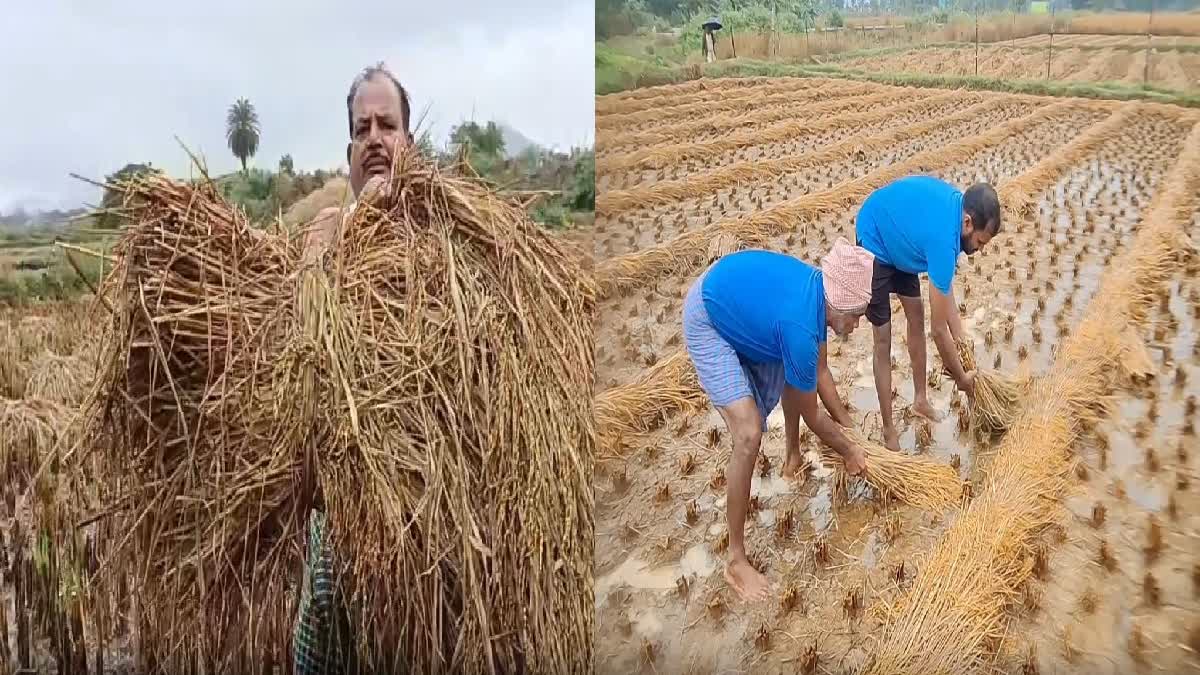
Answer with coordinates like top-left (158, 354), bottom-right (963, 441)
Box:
top-left (820, 237), bottom-right (874, 313)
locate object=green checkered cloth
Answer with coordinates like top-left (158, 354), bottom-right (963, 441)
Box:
top-left (292, 509), bottom-right (356, 675)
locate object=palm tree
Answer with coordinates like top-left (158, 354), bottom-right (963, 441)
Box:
top-left (226, 98), bottom-right (261, 173)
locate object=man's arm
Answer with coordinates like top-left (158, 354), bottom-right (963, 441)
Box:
top-left (815, 342), bottom-right (853, 428)
top-left (782, 384), bottom-right (865, 475)
top-left (944, 284), bottom-right (966, 343)
top-left (929, 283), bottom-right (969, 386)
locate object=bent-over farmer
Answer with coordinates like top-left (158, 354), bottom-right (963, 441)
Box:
top-left (854, 175), bottom-right (1002, 451)
top-left (682, 238), bottom-right (875, 601)
top-left (292, 62), bottom-right (413, 675)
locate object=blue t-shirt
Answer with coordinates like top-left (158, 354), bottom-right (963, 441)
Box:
top-left (700, 250), bottom-right (826, 393)
top-left (855, 175), bottom-right (963, 294)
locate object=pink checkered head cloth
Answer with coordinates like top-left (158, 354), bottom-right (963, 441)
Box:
top-left (820, 237), bottom-right (874, 313)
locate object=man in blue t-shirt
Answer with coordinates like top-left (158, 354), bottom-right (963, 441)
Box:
top-left (855, 175), bottom-right (1002, 450)
top-left (682, 238), bottom-right (874, 601)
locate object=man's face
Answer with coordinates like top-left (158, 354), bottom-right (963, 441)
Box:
top-left (960, 214), bottom-right (996, 256)
top-left (348, 76), bottom-right (409, 197)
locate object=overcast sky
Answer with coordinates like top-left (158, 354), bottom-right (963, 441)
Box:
top-left (0, 0), bottom-right (594, 213)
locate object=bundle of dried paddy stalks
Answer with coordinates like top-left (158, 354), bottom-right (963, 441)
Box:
top-left (0, 397), bottom-right (72, 496)
top-left (597, 93), bottom-right (987, 215)
top-left (955, 338), bottom-right (1029, 442)
top-left (597, 84), bottom-right (888, 155)
top-left (81, 171), bottom-right (303, 672)
top-left (0, 324), bottom-right (29, 398)
top-left (595, 350), bottom-right (704, 454)
top-left (315, 152), bottom-right (594, 673)
top-left (998, 102), bottom-right (1141, 218)
top-left (820, 428), bottom-right (962, 511)
top-left (82, 149), bottom-right (595, 673)
top-left (707, 232), bottom-right (741, 262)
top-left (596, 78), bottom-right (821, 131)
top-left (25, 350), bottom-right (91, 405)
top-left (595, 76), bottom-right (772, 112)
top-left (597, 100), bottom-right (1080, 299)
top-left (596, 76), bottom-right (811, 117)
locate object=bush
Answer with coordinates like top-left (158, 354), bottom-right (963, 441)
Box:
top-left (827, 10), bottom-right (845, 28)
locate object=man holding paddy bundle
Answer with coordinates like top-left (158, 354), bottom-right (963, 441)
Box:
top-left (854, 175), bottom-right (1002, 451)
top-left (683, 238), bottom-right (875, 601)
top-left (292, 62), bottom-right (414, 675)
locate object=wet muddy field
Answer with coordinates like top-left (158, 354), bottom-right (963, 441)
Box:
top-left (593, 78), bottom-right (1200, 673)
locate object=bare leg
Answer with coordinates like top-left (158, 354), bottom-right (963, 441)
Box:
top-left (872, 322), bottom-right (900, 451)
top-left (899, 295), bottom-right (941, 422)
top-left (716, 398), bottom-right (769, 602)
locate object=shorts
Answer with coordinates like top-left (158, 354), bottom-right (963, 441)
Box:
top-left (683, 270), bottom-right (785, 432)
top-left (858, 239), bottom-right (920, 327)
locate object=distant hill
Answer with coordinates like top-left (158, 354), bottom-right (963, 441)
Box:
top-left (498, 123), bottom-right (538, 158)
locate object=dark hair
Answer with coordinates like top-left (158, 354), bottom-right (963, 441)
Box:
top-left (963, 183), bottom-right (1001, 234)
top-left (346, 62), bottom-right (412, 140)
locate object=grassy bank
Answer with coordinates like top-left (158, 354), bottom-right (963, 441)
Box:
top-left (596, 52), bottom-right (1200, 108)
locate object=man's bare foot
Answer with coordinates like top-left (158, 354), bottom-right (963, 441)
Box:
top-left (883, 425), bottom-right (901, 451)
top-left (783, 453), bottom-right (807, 479)
top-left (724, 557), bottom-right (770, 601)
top-left (912, 399), bottom-right (942, 423)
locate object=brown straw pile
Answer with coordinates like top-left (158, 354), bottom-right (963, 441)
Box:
top-left (1, 397), bottom-right (71, 499)
top-left (955, 338), bottom-right (1028, 442)
top-left (79, 148), bottom-right (595, 673)
top-left (596, 99), bottom-right (1088, 299)
top-left (25, 350), bottom-right (91, 406)
top-left (595, 350), bottom-right (705, 454)
top-left (865, 114), bottom-right (1200, 674)
top-left (820, 428), bottom-right (962, 511)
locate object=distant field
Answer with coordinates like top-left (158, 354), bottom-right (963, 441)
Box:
top-left (836, 43), bottom-right (1200, 93)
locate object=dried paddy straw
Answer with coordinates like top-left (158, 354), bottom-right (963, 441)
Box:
top-left (25, 350), bottom-right (91, 405)
top-left (597, 78), bottom-right (823, 131)
top-left (598, 92), bottom-right (984, 214)
top-left (598, 85), bottom-right (889, 155)
top-left (820, 428), bottom-right (962, 511)
top-left (594, 76), bottom-right (775, 116)
top-left (594, 350), bottom-right (704, 454)
top-left (0, 397), bottom-right (71, 495)
top-left (864, 114), bottom-right (1200, 675)
top-left (600, 86), bottom-right (907, 172)
top-left (597, 99), bottom-right (1085, 299)
top-left (955, 338), bottom-right (1028, 442)
top-left (79, 148), bottom-right (594, 673)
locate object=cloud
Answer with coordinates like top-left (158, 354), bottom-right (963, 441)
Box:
top-left (0, 0), bottom-right (594, 211)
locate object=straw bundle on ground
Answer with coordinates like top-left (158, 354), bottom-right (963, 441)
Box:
top-left (821, 428), bottom-right (962, 511)
top-left (25, 350), bottom-right (91, 406)
top-left (955, 338), bottom-right (1028, 442)
top-left (595, 76), bottom-right (774, 115)
top-left (997, 102), bottom-right (1140, 217)
top-left (0, 397), bottom-right (71, 497)
top-left (597, 100), bottom-right (1079, 299)
top-left (597, 92), bottom-right (984, 215)
top-left (596, 78), bottom-right (821, 131)
top-left (81, 149), bottom-right (595, 673)
top-left (596, 76), bottom-right (812, 118)
top-left (595, 350), bottom-right (705, 454)
top-left (610, 89), bottom-right (976, 175)
top-left (0, 323), bottom-right (29, 398)
top-left (707, 232), bottom-right (741, 262)
top-left (597, 85), bottom-right (888, 156)
top-left (865, 115), bottom-right (1200, 674)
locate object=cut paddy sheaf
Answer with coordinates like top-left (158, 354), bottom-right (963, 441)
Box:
top-left (593, 75), bottom-right (1200, 672)
top-left (62, 150), bottom-right (595, 672)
